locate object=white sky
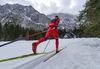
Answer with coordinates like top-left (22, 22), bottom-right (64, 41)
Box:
top-left (0, 0), bottom-right (86, 15)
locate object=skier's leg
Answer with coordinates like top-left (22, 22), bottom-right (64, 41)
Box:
top-left (38, 30), bottom-right (52, 43)
top-left (32, 30), bottom-right (52, 54)
top-left (52, 29), bottom-right (59, 52)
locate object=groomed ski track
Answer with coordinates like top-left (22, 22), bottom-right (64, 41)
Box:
top-left (13, 46), bottom-right (67, 69)
top-left (13, 51), bottom-right (56, 69)
top-left (1, 38), bottom-right (100, 69)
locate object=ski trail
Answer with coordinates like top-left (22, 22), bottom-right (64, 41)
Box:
top-left (13, 51), bottom-right (56, 69)
top-left (13, 46), bottom-right (67, 69)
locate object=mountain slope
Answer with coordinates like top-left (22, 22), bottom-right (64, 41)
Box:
top-left (0, 4), bottom-right (79, 31)
top-left (0, 4), bottom-right (51, 30)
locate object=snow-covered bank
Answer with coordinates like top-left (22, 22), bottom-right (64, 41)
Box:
top-left (0, 38), bottom-right (100, 69)
top-left (34, 38), bottom-right (100, 69)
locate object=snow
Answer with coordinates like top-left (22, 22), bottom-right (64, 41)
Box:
top-left (0, 38), bottom-right (100, 69)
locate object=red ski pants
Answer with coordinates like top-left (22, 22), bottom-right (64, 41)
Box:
top-left (38, 27), bottom-right (59, 51)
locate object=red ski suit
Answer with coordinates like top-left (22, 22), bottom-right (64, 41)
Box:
top-left (38, 17), bottom-right (60, 51)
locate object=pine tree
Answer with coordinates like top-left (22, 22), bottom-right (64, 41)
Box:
top-left (3, 22), bottom-right (10, 41)
top-left (0, 23), bottom-right (2, 41)
top-left (25, 30), bottom-right (29, 40)
top-left (8, 24), bottom-right (15, 40)
top-left (76, 0), bottom-right (100, 37)
top-left (58, 28), bottom-right (66, 38)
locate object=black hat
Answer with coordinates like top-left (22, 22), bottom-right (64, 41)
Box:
top-left (55, 16), bottom-right (59, 18)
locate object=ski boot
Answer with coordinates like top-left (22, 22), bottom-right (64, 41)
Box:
top-left (32, 42), bottom-right (39, 54)
top-left (56, 50), bottom-right (60, 53)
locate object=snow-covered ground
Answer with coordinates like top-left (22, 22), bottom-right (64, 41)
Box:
top-left (0, 38), bottom-right (100, 69)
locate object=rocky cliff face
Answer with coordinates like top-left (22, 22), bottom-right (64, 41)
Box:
top-left (0, 4), bottom-right (51, 30)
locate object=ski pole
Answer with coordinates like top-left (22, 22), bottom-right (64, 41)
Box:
top-left (43, 36), bottom-right (52, 53)
top-left (0, 32), bottom-right (42, 47)
top-left (0, 29), bottom-right (53, 47)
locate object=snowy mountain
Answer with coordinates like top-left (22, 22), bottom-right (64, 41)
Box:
top-left (0, 4), bottom-right (51, 30)
top-left (0, 4), bottom-right (79, 31)
top-left (0, 38), bottom-right (100, 69)
top-left (47, 13), bottom-right (79, 31)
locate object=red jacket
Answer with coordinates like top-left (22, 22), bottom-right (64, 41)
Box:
top-left (49, 18), bottom-right (60, 27)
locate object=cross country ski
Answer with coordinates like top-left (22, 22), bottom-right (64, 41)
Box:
top-left (0, 52), bottom-right (49, 62)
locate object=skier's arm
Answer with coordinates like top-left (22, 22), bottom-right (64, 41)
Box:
top-left (56, 19), bottom-right (60, 25)
top-left (53, 18), bottom-right (60, 29)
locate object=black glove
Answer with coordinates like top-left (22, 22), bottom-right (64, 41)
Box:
top-left (55, 25), bottom-right (58, 29)
top-left (54, 25), bottom-right (58, 29)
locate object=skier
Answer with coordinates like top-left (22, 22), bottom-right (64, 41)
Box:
top-left (32, 16), bottom-right (60, 54)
